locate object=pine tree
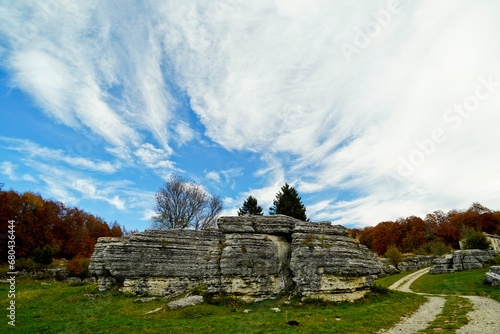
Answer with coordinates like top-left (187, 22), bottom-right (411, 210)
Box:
top-left (238, 196), bottom-right (263, 216)
top-left (269, 183), bottom-right (307, 221)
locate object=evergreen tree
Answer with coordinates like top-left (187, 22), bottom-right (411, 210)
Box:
top-left (269, 183), bottom-right (307, 221)
top-left (238, 195), bottom-right (263, 216)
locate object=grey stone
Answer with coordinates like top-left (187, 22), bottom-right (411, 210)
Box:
top-left (84, 294), bottom-right (102, 300)
top-left (485, 266), bottom-right (500, 286)
top-left (167, 295), bottom-right (204, 309)
top-left (430, 250), bottom-right (496, 274)
top-left (89, 215), bottom-right (384, 302)
top-left (145, 307), bottom-right (162, 315)
top-left (65, 277), bottom-right (82, 284)
top-left (134, 297), bottom-right (158, 303)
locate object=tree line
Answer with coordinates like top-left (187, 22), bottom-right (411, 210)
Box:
top-left (349, 202), bottom-right (500, 256)
top-left (0, 184), bottom-right (123, 262)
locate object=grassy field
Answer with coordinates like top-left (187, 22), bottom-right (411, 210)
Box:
top-left (410, 266), bottom-right (500, 302)
top-left (0, 275), bottom-right (426, 334)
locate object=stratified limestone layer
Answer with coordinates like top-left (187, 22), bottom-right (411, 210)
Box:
top-left (429, 249), bottom-right (497, 274)
top-left (89, 215), bottom-right (383, 302)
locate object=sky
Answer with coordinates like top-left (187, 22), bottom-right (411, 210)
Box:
top-left (1, 0), bottom-right (499, 232)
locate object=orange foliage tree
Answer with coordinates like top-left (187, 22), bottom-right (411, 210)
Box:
top-left (350, 202), bottom-right (500, 256)
top-left (0, 186), bottom-right (122, 261)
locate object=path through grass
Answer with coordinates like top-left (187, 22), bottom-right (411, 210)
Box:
top-left (410, 266), bottom-right (500, 302)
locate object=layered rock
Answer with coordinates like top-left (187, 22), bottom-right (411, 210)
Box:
top-left (89, 215), bottom-right (383, 302)
top-left (485, 266), bottom-right (500, 286)
top-left (290, 221), bottom-right (381, 301)
top-left (429, 249), bottom-right (497, 274)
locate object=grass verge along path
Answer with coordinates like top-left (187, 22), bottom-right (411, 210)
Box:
top-left (410, 266), bottom-right (500, 302)
top-left (417, 296), bottom-right (472, 333)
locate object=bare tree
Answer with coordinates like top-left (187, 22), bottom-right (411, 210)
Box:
top-left (151, 174), bottom-right (223, 230)
top-left (195, 195), bottom-right (223, 230)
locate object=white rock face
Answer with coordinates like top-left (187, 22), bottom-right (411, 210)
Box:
top-left (89, 215), bottom-right (383, 302)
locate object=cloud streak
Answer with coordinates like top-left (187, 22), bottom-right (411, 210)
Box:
top-left (1, 0), bottom-right (500, 228)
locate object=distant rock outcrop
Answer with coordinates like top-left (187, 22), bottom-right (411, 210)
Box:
top-left (429, 249), bottom-right (497, 274)
top-left (89, 215), bottom-right (383, 302)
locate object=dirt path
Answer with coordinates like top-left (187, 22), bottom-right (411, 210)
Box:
top-left (381, 267), bottom-right (500, 334)
top-left (379, 268), bottom-right (446, 334)
top-left (456, 295), bottom-right (500, 334)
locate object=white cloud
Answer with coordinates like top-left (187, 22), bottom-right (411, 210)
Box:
top-left (0, 137), bottom-right (118, 173)
top-left (2, 0), bottom-right (500, 227)
top-left (174, 121), bottom-right (196, 146)
top-left (205, 171), bottom-right (221, 183)
top-left (0, 161), bottom-right (36, 182)
top-left (134, 143), bottom-right (178, 174)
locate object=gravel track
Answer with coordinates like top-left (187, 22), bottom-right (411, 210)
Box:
top-left (381, 266), bottom-right (500, 334)
top-left (379, 268), bottom-right (446, 334)
top-left (456, 295), bottom-right (500, 334)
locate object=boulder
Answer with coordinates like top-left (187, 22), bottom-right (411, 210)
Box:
top-left (167, 295), bottom-right (204, 309)
top-left (485, 266), bottom-right (500, 286)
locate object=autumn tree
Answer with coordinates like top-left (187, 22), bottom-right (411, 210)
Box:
top-left (0, 187), bottom-right (122, 261)
top-left (269, 183), bottom-right (307, 221)
top-left (238, 196), bottom-right (263, 216)
top-left (152, 174), bottom-right (222, 230)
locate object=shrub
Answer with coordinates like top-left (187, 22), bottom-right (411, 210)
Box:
top-left (371, 283), bottom-right (389, 295)
top-left (66, 256), bottom-right (90, 278)
top-left (385, 245), bottom-right (404, 270)
top-left (415, 240), bottom-right (453, 256)
top-left (31, 245), bottom-right (54, 266)
top-left (83, 283), bottom-right (99, 294)
top-left (16, 257), bottom-right (42, 271)
top-left (462, 231), bottom-right (490, 250)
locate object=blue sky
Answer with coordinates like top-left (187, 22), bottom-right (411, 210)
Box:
top-left (1, 0), bottom-right (500, 232)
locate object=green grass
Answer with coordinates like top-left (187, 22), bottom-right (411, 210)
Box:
top-left (375, 270), bottom-right (417, 288)
top-left (0, 277), bottom-right (426, 333)
top-left (418, 296), bottom-right (472, 333)
top-left (410, 266), bottom-right (500, 302)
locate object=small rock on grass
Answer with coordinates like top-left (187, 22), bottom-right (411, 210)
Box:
top-left (271, 308), bottom-right (281, 312)
top-left (167, 295), bottom-right (204, 309)
top-left (134, 297), bottom-right (158, 303)
top-left (145, 307), bottom-right (163, 315)
top-left (243, 309), bottom-right (251, 313)
top-left (84, 294), bottom-right (102, 300)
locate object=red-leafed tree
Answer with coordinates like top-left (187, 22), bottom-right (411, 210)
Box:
top-left (0, 187), bottom-right (123, 262)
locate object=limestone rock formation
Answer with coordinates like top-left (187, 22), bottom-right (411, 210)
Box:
top-left (485, 266), bottom-right (500, 286)
top-left (429, 249), bottom-right (497, 274)
top-left (89, 215), bottom-right (383, 302)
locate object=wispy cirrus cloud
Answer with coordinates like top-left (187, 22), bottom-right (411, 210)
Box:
top-left (0, 161), bottom-right (36, 182)
top-left (1, 0), bottom-right (500, 229)
top-left (0, 136), bottom-right (118, 173)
